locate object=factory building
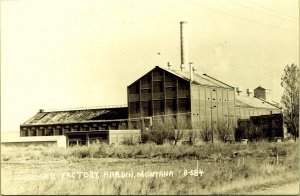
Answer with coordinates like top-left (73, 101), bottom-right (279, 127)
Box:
top-left (19, 65), bottom-right (281, 145)
top-left (19, 21), bottom-right (282, 145)
top-left (127, 65), bottom-right (281, 131)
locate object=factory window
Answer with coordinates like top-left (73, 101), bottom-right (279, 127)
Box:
top-left (59, 129), bottom-right (63, 135)
top-left (129, 83), bottom-right (139, 94)
top-left (142, 101), bottom-right (152, 116)
top-left (178, 80), bottom-right (189, 91)
top-left (153, 81), bottom-right (164, 92)
top-left (45, 129), bottom-right (53, 136)
top-left (154, 100), bottom-right (164, 115)
top-left (21, 130), bottom-right (27, 137)
top-left (28, 129), bottom-right (36, 136)
top-left (129, 102), bottom-right (140, 114)
top-left (153, 69), bottom-right (163, 81)
top-left (178, 98), bottom-right (189, 112)
top-left (166, 99), bottom-right (176, 112)
top-left (63, 126), bottom-right (71, 133)
top-left (141, 75), bottom-right (151, 84)
top-left (90, 126), bottom-right (98, 131)
top-left (72, 125), bottom-right (79, 132)
top-left (81, 125), bottom-right (88, 132)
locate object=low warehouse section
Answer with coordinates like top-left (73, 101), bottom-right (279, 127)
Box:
top-left (236, 113), bottom-right (284, 141)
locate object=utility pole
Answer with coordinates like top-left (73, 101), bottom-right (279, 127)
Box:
top-left (211, 106), bottom-right (216, 143)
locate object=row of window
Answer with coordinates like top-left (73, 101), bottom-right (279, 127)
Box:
top-left (20, 122), bottom-right (128, 137)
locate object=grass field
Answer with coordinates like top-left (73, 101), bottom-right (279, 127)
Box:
top-left (1, 142), bottom-right (299, 195)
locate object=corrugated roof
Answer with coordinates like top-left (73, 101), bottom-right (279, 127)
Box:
top-left (22, 107), bottom-right (128, 125)
top-left (235, 95), bottom-right (281, 109)
top-left (160, 67), bottom-right (233, 88)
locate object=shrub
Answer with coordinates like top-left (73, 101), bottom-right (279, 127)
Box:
top-left (121, 136), bottom-right (135, 145)
top-left (199, 123), bottom-right (213, 143)
top-left (215, 120), bottom-right (234, 143)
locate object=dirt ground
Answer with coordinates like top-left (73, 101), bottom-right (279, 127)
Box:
top-left (250, 181), bottom-right (299, 195)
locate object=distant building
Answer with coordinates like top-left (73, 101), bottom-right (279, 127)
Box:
top-left (254, 86), bottom-right (272, 101)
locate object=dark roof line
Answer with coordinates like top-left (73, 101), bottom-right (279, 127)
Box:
top-left (256, 85), bottom-right (272, 90)
top-left (202, 73), bottom-right (234, 89)
top-left (43, 105), bottom-right (128, 113)
top-left (255, 97), bottom-right (282, 109)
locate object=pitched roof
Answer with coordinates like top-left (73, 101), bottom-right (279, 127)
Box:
top-left (22, 107), bottom-right (128, 125)
top-left (128, 66), bottom-right (233, 89)
top-left (255, 86), bottom-right (271, 91)
top-left (235, 95), bottom-right (281, 109)
top-left (160, 66), bottom-right (233, 88)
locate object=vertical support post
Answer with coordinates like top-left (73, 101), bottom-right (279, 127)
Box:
top-left (176, 78), bottom-right (179, 129)
top-left (233, 89), bottom-right (237, 130)
top-left (151, 71), bottom-right (154, 116)
top-left (211, 88), bottom-right (214, 143)
top-left (66, 136), bottom-right (69, 148)
top-left (176, 78), bottom-right (179, 113)
top-left (139, 79), bottom-right (142, 117)
top-left (86, 133), bottom-right (89, 147)
top-left (190, 83), bottom-right (193, 130)
top-left (163, 71), bottom-right (166, 115)
top-left (211, 105), bottom-right (213, 143)
top-left (127, 87), bottom-right (130, 118)
top-left (227, 90), bottom-right (230, 123)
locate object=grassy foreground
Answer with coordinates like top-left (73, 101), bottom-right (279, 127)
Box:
top-left (1, 142), bottom-right (299, 195)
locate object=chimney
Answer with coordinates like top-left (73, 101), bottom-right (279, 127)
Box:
top-left (167, 62), bottom-right (172, 70)
top-left (246, 88), bottom-right (253, 97)
top-left (192, 66), bottom-right (197, 74)
top-left (189, 62), bottom-right (194, 82)
top-left (180, 21), bottom-right (188, 71)
top-left (39, 109), bottom-right (44, 113)
top-left (236, 87), bottom-right (243, 95)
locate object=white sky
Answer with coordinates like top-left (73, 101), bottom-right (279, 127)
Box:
top-left (1, 0), bottom-right (299, 131)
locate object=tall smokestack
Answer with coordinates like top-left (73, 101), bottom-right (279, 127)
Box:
top-left (180, 21), bottom-right (188, 71)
